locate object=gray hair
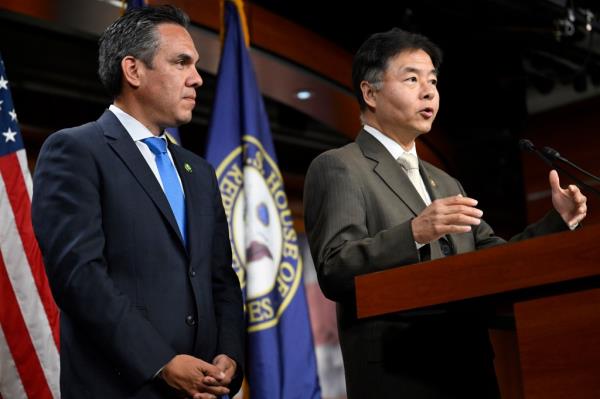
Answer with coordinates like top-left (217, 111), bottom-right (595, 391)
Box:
top-left (98, 5), bottom-right (189, 97)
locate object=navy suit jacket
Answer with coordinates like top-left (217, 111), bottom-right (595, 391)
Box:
top-left (32, 111), bottom-right (244, 398)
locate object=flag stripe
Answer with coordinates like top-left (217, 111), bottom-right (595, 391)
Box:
top-left (0, 254), bottom-right (54, 399)
top-left (0, 151), bottom-right (60, 347)
top-left (0, 162), bottom-right (60, 398)
top-left (16, 150), bottom-right (32, 197)
top-left (0, 326), bottom-right (28, 399)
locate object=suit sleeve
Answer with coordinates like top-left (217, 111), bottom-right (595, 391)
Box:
top-left (303, 153), bottom-right (420, 303)
top-left (208, 169), bottom-right (245, 395)
top-left (31, 131), bottom-right (176, 389)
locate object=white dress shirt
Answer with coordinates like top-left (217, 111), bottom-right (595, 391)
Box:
top-left (109, 104), bottom-right (184, 194)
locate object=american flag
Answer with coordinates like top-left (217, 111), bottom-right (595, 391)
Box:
top-left (0, 55), bottom-right (60, 398)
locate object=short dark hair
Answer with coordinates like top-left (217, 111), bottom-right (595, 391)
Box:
top-left (352, 28), bottom-right (443, 111)
top-left (98, 5), bottom-right (190, 97)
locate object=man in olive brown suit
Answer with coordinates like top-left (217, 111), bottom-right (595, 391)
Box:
top-left (304, 28), bottom-right (587, 399)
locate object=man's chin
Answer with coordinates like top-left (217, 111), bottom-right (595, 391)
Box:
top-left (174, 113), bottom-right (193, 126)
top-left (415, 126), bottom-right (433, 135)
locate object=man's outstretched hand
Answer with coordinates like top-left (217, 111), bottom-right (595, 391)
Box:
top-left (549, 170), bottom-right (587, 228)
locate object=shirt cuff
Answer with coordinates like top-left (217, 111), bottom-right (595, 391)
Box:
top-left (415, 241), bottom-right (426, 249)
top-left (153, 364), bottom-right (166, 380)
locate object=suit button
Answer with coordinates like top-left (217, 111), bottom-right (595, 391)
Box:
top-left (185, 315), bottom-right (196, 326)
top-left (189, 268), bottom-right (196, 277)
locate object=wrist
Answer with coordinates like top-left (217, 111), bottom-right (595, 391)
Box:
top-left (411, 218), bottom-right (425, 244)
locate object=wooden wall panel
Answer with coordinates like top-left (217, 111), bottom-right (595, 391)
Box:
top-left (515, 288), bottom-right (600, 398)
top-left (151, 0), bottom-right (353, 89)
top-left (0, 0), bottom-right (56, 20)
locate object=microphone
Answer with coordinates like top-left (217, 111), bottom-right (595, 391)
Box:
top-left (541, 146), bottom-right (560, 159)
top-left (541, 146), bottom-right (600, 184)
top-left (518, 139), bottom-right (534, 151)
top-left (518, 139), bottom-right (552, 166)
top-left (519, 138), bottom-right (600, 197)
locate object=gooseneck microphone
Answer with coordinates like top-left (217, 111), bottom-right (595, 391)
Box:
top-left (518, 139), bottom-right (552, 166)
top-left (541, 146), bottom-right (600, 184)
top-left (519, 139), bottom-right (600, 197)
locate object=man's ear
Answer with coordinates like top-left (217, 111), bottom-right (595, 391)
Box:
top-left (121, 56), bottom-right (143, 89)
top-left (360, 80), bottom-right (378, 109)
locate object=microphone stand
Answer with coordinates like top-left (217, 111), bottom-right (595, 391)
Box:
top-left (519, 140), bottom-right (600, 197)
top-left (542, 146), bottom-right (600, 184)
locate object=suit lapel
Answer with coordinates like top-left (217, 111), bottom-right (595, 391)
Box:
top-left (357, 130), bottom-right (426, 216)
top-left (169, 144), bottom-right (206, 261)
top-left (357, 130), bottom-right (460, 259)
top-left (98, 111), bottom-right (186, 250)
top-left (420, 161), bottom-right (461, 256)
top-left (420, 162), bottom-right (443, 201)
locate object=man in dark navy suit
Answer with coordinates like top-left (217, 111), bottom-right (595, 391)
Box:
top-left (32, 6), bottom-right (244, 398)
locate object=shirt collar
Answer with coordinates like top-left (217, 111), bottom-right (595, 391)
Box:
top-left (109, 104), bottom-right (167, 142)
top-left (363, 124), bottom-right (418, 160)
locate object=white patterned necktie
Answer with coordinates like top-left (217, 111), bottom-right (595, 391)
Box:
top-left (397, 152), bottom-right (429, 204)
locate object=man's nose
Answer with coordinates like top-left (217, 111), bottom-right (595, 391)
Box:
top-left (189, 67), bottom-right (203, 87)
top-left (421, 83), bottom-right (436, 100)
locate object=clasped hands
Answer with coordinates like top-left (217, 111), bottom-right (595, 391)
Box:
top-left (161, 353), bottom-right (236, 399)
top-left (412, 170), bottom-right (587, 244)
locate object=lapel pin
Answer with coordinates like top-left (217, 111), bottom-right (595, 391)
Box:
top-left (184, 163), bottom-right (192, 173)
top-left (430, 179), bottom-right (437, 188)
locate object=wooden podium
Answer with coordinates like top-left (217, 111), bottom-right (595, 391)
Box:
top-left (355, 224), bottom-right (600, 399)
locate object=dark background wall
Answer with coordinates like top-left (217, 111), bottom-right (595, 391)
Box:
top-left (1, 0), bottom-right (599, 235)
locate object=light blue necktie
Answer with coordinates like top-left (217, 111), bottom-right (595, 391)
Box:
top-left (142, 137), bottom-right (187, 245)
